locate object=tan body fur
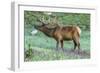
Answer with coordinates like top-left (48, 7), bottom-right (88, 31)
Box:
top-left (35, 24), bottom-right (81, 51)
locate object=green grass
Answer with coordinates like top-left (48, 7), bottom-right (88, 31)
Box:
top-left (25, 47), bottom-right (89, 61)
top-left (24, 27), bottom-right (90, 61)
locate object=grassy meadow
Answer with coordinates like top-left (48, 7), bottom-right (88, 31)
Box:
top-left (24, 26), bottom-right (90, 61)
top-left (24, 11), bottom-right (90, 61)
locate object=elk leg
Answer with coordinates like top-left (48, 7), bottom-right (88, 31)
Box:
top-left (61, 40), bottom-right (64, 51)
top-left (73, 40), bottom-right (77, 50)
top-left (76, 38), bottom-right (81, 52)
top-left (56, 41), bottom-right (60, 50)
top-left (77, 41), bottom-right (80, 53)
top-left (74, 38), bottom-right (81, 53)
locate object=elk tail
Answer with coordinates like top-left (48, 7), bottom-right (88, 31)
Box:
top-left (76, 26), bottom-right (81, 35)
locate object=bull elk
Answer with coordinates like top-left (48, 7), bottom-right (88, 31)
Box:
top-left (34, 17), bottom-right (81, 52)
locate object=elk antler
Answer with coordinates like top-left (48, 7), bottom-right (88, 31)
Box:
top-left (36, 16), bottom-right (47, 25)
top-left (49, 16), bottom-right (60, 27)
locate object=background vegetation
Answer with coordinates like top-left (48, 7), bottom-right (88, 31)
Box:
top-left (24, 11), bottom-right (90, 61)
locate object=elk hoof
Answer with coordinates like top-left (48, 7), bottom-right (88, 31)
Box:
top-left (77, 50), bottom-right (81, 54)
top-left (74, 49), bottom-right (81, 54)
top-left (71, 49), bottom-right (75, 52)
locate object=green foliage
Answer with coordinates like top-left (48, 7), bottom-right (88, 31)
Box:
top-left (25, 44), bottom-right (33, 60)
top-left (24, 11), bottom-right (90, 30)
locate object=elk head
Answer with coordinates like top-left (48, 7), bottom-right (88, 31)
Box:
top-left (34, 15), bottom-right (59, 30)
top-left (34, 16), bottom-right (59, 37)
top-left (34, 17), bottom-right (48, 32)
top-left (34, 24), bottom-right (46, 31)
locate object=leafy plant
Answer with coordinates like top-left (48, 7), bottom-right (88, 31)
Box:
top-left (25, 44), bottom-right (33, 60)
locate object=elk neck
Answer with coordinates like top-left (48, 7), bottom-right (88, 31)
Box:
top-left (41, 27), bottom-right (56, 37)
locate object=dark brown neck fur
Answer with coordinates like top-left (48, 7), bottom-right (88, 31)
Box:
top-left (40, 27), bottom-right (57, 37)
